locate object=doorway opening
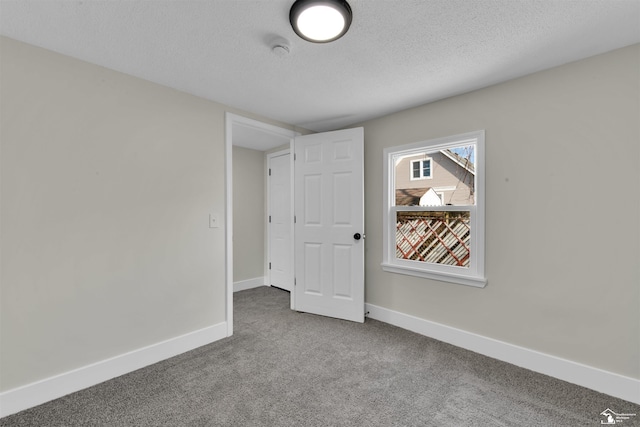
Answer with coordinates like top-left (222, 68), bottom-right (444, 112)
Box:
top-left (225, 113), bottom-right (299, 336)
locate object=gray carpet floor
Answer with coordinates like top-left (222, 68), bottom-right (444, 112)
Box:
top-left (2, 286), bottom-right (638, 426)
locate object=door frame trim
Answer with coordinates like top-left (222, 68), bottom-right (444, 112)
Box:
top-left (225, 113), bottom-right (299, 336)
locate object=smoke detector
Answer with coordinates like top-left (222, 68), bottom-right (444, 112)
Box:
top-left (272, 43), bottom-right (290, 57)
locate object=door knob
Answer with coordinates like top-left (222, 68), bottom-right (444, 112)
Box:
top-left (354, 233), bottom-right (361, 240)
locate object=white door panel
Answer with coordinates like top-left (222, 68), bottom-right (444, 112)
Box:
top-left (294, 128), bottom-right (364, 323)
top-left (269, 152), bottom-right (292, 291)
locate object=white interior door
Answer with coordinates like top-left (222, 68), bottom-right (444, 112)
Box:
top-left (268, 152), bottom-right (293, 291)
top-left (294, 127), bottom-right (364, 323)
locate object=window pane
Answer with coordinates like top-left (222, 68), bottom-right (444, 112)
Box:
top-left (394, 145), bottom-right (475, 207)
top-left (422, 160), bottom-right (431, 177)
top-left (440, 145), bottom-right (474, 206)
top-left (412, 161), bottom-right (420, 178)
top-left (396, 211), bottom-right (470, 268)
top-left (448, 145), bottom-right (475, 165)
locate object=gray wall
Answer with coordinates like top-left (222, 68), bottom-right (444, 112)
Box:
top-left (0, 37), bottom-right (293, 392)
top-left (233, 146), bottom-right (266, 282)
top-left (358, 44), bottom-right (640, 380)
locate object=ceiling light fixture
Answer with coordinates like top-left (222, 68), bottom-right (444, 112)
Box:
top-left (289, 0), bottom-right (352, 43)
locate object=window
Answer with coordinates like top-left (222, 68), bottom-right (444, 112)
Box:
top-left (411, 158), bottom-right (432, 179)
top-left (382, 131), bottom-right (486, 287)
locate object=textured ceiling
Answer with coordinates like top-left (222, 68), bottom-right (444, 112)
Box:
top-left (1, 0), bottom-right (639, 132)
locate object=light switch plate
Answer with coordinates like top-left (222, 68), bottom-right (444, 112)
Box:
top-left (209, 214), bottom-right (219, 228)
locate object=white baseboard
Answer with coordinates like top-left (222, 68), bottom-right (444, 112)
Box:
top-left (0, 322), bottom-right (228, 418)
top-left (234, 277), bottom-right (266, 292)
top-left (365, 303), bottom-right (640, 405)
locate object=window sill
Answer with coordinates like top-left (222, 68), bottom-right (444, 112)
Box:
top-left (381, 263), bottom-right (487, 288)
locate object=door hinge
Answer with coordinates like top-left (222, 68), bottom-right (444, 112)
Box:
top-left (269, 168), bottom-right (271, 176)
top-left (294, 153), bottom-right (297, 161)
top-left (269, 262), bottom-right (271, 270)
top-left (269, 215), bottom-right (271, 223)
top-left (294, 277), bottom-right (296, 286)
top-left (294, 215), bottom-right (297, 223)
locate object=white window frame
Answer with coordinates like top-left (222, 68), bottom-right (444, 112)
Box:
top-left (382, 131), bottom-right (486, 288)
top-left (410, 158), bottom-right (432, 180)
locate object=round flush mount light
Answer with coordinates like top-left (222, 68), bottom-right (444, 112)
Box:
top-left (289, 0), bottom-right (352, 43)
